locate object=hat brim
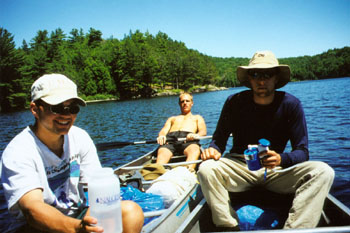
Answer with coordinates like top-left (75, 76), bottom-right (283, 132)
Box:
top-left (140, 164), bottom-right (166, 181)
top-left (237, 64), bottom-right (290, 89)
top-left (41, 95), bottom-right (86, 106)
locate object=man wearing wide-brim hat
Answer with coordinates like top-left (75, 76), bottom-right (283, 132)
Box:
top-left (237, 50), bottom-right (291, 89)
top-left (198, 51), bottom-right (334, 231)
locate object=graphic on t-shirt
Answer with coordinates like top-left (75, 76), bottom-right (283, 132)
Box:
top-left (70, 160), bottom-right (80, 177)
top-left (58, 191), bottom-right (70, 204)
top-left (48, 168), bottom-right (70, 191)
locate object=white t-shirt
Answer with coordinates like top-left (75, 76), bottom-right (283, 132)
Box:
top-left (1, 125), bottom-right (101, 230)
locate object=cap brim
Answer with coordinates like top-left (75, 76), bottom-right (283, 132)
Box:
top-left (237, 65), bottom-right (290, 89)
top-left (41, 95), bottom-right (86, 106)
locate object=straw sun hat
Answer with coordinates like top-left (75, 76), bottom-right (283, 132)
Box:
top-left (237, 51), bottom-right (291, 89)
top-left (140, 164), bottom-right (166, 181)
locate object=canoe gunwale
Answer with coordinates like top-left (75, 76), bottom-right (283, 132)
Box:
top-left (142, 182), bottom-right (201, 232)
top-left (175, 193), bottom-right (350, 233)
top-left (113, 148), bottom-right (203, 233)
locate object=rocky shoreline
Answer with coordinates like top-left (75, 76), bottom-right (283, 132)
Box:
top-left (153, 85), bottom-right (228, 97)
top-left (86, 85), bottom-right (228, 103)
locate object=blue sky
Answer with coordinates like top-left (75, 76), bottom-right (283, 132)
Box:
top-left (1, 0), bottom-right (349, 58)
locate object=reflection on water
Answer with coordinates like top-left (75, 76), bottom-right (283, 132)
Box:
top-left (0, 78), bottom-right (349, 231)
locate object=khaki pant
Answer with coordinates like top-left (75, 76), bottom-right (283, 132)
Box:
top-left (197, 154), bottom-right (334, 229)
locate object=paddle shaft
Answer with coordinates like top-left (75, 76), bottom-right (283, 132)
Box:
top-left (118, 159), bottom-right (203, 171)
top-left (96, 135), bottom-right (212, 151)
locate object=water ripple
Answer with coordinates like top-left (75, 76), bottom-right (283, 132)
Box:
top-left (0, 78), bottom-right (349, 230)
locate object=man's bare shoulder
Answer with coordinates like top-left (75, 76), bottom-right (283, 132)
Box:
top-left (167, 115), bottom-right (182, 122)
top-left (193, 114), bottom-right (205, 120)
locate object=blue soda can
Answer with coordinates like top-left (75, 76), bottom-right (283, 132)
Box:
top-left (244, 148), bottom-right (262, 171)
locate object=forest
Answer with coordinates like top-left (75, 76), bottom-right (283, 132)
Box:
top-left (0, 27), bottom-right (349, 112)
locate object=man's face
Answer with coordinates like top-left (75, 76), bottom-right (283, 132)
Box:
top-left (179, 94), bottom-right (193, 114)
top-left (33, 99), bottom-right (79, 136)
top-left (248, 69), bottom-right (278, 98)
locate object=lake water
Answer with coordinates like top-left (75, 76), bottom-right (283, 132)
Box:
top-left (0, 77), bottom-right (349, 231)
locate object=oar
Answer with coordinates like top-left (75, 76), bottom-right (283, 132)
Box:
top-left (96, 135), bottom-right (213, 151)
top-left (118, 159), bottom-right (203, 171)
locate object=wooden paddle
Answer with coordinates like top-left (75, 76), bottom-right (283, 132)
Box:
top-left (96, 135), bottom-right (213, 151)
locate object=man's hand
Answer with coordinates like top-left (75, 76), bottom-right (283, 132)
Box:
top-left (18, 189), bottom-right (104, 233)
top-left (78, 215), bottom-right (103, 233)
top-left (260, 150), bottom-right (281, 169)
top-left (186, 133), bottom-right (199, 141)
top-left (157, 135), bottom-right (166, 145)
top-left (201, 147), bottom-right (222, 161)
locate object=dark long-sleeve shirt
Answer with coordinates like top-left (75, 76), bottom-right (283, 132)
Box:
top-left (210, 90), bottom-right (309, 168)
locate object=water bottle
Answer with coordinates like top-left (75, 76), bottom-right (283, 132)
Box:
top-left (88, 167), bottom-right (123, 233)
top-left (258, 138), bottom-right (270, 154)
top-left (258, 139), bottom-right (271, 180)
top-left (244, 148), bottom-right (262, 171)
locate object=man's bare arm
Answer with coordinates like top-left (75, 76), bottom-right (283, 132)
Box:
top-left (157, 117), bottom-right (174, 145)
top-left (187, 115), bottom-right (207, 141)
top-left (196, 115), bottom-right (207, 136)
top-left (18, 189), bottom-right (103, 233)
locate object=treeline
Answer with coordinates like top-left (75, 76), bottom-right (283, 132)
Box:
top-left (0, 27), bottom-right (349, 112)
top-left (212, 47), bottom-right (350, 86)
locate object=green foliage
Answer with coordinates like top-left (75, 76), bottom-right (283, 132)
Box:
top-left (1, 26), bottom-right (349, 112)
top-left (0, 28), bottom-right (26, 111)
top-left (81, 93), bottom-right (115, 101)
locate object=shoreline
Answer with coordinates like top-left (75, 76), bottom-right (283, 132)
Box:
top-left (86, 85), bottom-right (229, 104)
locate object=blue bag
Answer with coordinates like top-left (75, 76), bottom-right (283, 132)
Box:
top-left (121, 185), bottom-right (164, 224)
top-left (235, 204), bottom-right (287, 230)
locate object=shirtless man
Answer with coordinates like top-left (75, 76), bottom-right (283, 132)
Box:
top-left (156, 93), bottom-right (207, 170)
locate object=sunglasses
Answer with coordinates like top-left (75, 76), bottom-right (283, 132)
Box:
top-left (49, 104), bottom-right (80, 115)
top-left (180, 99), bottom-right (192, 104)
top-left (37, 101), bottom-right (80, 115)
top-left (248, 69), bottom-right (279, 80)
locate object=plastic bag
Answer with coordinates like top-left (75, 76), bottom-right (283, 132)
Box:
top-left (121, 185), bottom-right (164, 224)
top-left (146, 166), bottom-right (197, 208)
top-left (235, 204), bottom-right (286, 230)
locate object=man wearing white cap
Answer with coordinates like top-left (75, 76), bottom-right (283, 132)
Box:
top-left (198, 51), bottom-right (334, 230)
top-left (1, 74), bottom-right (144, 232)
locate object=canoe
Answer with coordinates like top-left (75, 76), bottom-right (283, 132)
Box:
top-left (113, 149), bottom-right (350, 232)
top-left (176, 191), bottom-right (350, 233)
top-left (114, 149), bottom-right (204, 233)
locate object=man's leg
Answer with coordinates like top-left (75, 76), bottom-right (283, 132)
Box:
top-left (156, 147), bottom-right (173, 165)
top-left (265, 161), bottom-right (334, 229)
top-left (121, 200), bottom-right (144, 233)
top-left (183, 143), bottom-right (201, 170)
top-left (197, 157), bottom-right (258, 228)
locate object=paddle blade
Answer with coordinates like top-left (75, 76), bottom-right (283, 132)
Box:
top-left (96, 141), bottom-right (133, 150)
top-left (96, 139), bottom-right (159, 151)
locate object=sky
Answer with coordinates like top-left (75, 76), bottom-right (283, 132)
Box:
top-left (1, 0), bottom-right (349, 58)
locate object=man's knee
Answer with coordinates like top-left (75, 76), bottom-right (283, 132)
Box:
top-left (198, 160), bottom-right (221, 179)
top-left (300, 161), bottom-right (335, 186)
top-left (121, 200), bottom-right (143, 218)
top-left (314, 161), bottom-right (335, 183)
top-left (121, 200), bottom-right (144, 232)
top-left (157, 147), bottom-right (173, 157)
top-left (184, 144), bottom-right (200, 156)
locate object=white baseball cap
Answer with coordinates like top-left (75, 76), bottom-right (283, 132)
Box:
top-left (31, 74), bottom-right (86, 106)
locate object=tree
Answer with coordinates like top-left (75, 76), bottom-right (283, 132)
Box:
top-left (0, 28), bottom-right (26, 112)
top-left (87, 28), bottom-right (103, 48)
top-left (1, 27), bottom-right (349, 112)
